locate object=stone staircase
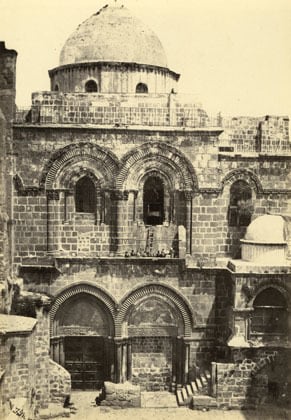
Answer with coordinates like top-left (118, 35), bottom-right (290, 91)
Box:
top-left (176, 370), bottom-right (217, 409)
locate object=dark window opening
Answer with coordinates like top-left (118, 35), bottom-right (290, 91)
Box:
top-left (143, 176), bottom-right (164, 225)
top-left (228, 180), bottom-right (253, 227)
top-left (75, 176), bottom-right (96, 213)
top-left (85, 80), bottom-right (98, 93)
top-left (251, 288), bottom-right (288, 335)
top-left (54, 84), bottom-right (59, 91)
top-left (136, 83), bottom-right (148, 94)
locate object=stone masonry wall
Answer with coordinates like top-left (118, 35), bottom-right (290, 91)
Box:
top-left (12, 125), bottom-right (291, 263)
top-left (0, 42), bottom-right (17, 313)
top-left (0, 310), bottom-right (71, 419)
top-left (214, 348), bottom-right (290, 408)
top-left (49, 359), bottom-right (71, 404)
top-left (29, 92), bottom-right (207, 127)
top-left (131, 337), bottom-right (172, 391)
top-left (21, 260), bottom-right (232, 375)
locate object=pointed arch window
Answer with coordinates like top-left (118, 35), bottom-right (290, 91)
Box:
top-left (228, 180), bottom-right (253, 226)
top-left (251, 288), bottom-right (288, 335)
top-left (136, 83), bottom-right (148, 94)
top-left (143, 176), bottom-right (164, 225)
top-left (75, 176), bottom-right (96, 213)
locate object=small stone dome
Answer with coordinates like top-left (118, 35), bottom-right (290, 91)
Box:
top-left (59, 4), bottom-right (168, 68)
top-left (244, 214), bottom-right (286, 244)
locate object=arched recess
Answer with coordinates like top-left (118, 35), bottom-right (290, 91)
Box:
top-left (221, 169), bottom-right (263, 258)
top-left (221, 169), bottom-right (263, 195)
top-left (116, 283), bottom-right (194, 337)
top-left (50, 283), bottom-right (117, 336)
top-left (248, 284), bottom-right (289, 337)
top-left (40, 143), bottom-right (119, 190)
top-left (50, 283), bottom-right (118, 389)
top-left (116, 142), bottom-right (198, 192)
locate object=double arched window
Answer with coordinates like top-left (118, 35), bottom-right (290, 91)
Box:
top-left (75, 176), bottom-right (96, 213)
top-left (228, 180), bottom-right (253, 226)
top-left (251, 287), bottom-right (288, 335)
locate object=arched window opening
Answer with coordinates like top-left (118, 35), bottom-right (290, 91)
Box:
top-left (228, 180), bottom-right (253, 227)
top-left (75, 176), bottom-right (96, 213)
top-left (143, 176), bottom-right (164, 225)
top-left (85, 80), bottom-right (98, 93)
top-left (136, 83), bottom-right (148, 94)
top-left (54, 84), bottom-right (59, 91)
top-left (251, 288), bottom-right (288, 335)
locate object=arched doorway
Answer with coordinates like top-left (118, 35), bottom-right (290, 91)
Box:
top-left (127, 296), bottom-right (183, 391)
top-left (116, 284), bottom-right (194, 391)
top-left (50, 290), bottom-right (115, 390)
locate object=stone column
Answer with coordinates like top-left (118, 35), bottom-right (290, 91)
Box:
top-left (183, 338), bottom-right (191, 384)
top-left (176, 336), bottom-right (183, 387)
top-left (171, 337), bottom-right (177, 390)
top-left (127, 339), bottom-right (132, 381)
top-left (111, 190), bottom-right (129, 255)
top-left (121, 340), bottom-right (128, 382)
top-left (185, 191), bottom-right (193, 255)
top-left (46, 190), bottom-right (60, 254)
top-left (114, 338), bottom-right (123, 383)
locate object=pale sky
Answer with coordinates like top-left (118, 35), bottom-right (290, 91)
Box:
top-left (1, 0), bottom-right (291, 117)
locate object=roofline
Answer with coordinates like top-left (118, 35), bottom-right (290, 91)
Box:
top-left (48, 61), bottom-right (180, 81)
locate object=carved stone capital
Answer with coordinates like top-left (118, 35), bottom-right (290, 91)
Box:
top-left (111, 190), bottom-right (129, 201)
top-left (184, 190), bottom-right (193, 201)
top-left (47, 190), bottom-right (60, 200)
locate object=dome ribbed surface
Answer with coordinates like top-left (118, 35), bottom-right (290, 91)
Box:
top-left (59, 4), bottom-right (168, 68)
top-left (244, 215), bottom-right (286, 244)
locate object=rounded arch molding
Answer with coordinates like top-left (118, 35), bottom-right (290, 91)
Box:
top-left (116, 282), bottom-right (194, 337)
top-left (40, 143), bottom-right (120, 190)
top-left (221, 169), bottom-right (263, 194)
top-left (247, 282), bottom-right (290, 309)
top-left (116, 142), bottom-right (198, 191)
top-left (49, 283), bottom-right (118, 336)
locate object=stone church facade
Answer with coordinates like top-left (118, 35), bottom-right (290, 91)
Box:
top-left (0, 4), bottom-right (290, 417)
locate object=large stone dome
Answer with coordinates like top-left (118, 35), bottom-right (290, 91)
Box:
top-left (59, 4), bottom-right (168, 68)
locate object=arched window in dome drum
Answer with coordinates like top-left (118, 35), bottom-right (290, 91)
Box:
top-left (251, 288), bottom-right (288, 335)
top-left (228, 180), bottom-right (253, 227)
top-left (85, 80), bottom-right (98, 93)
top-left (75, 176), bottom-right (96, 213)
top-left (54, 84), bottom-right (59, 91)
top-left (136, 83), bottom-right (148, 94)
top-left (143, 176), bottom-right (164, 225)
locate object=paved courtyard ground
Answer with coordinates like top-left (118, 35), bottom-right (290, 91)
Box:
top-left (67, 391), bottom-right (290, 420)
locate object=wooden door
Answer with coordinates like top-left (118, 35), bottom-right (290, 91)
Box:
top-left (64, 336), bottom-right (104, 389)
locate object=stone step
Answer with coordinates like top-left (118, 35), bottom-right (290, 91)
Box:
top-left (176, 390), bottom-right (184, 406)
top-left (190, 381), bottom-right (198, 394)
top-left (186, 384), bottom-right (193, 396)
top-left (181, 388), bottom-right (188, 401)
top-left (195, 377), bottom-right (204, 389)
top-left (200, 374), bottom-right (208, 386)
top-left (205, 370), bottom-right (211, 381)
top-left (141, 391), bottom-right (178, 408)
top-left (192, 395), bottom-right (218, 410)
